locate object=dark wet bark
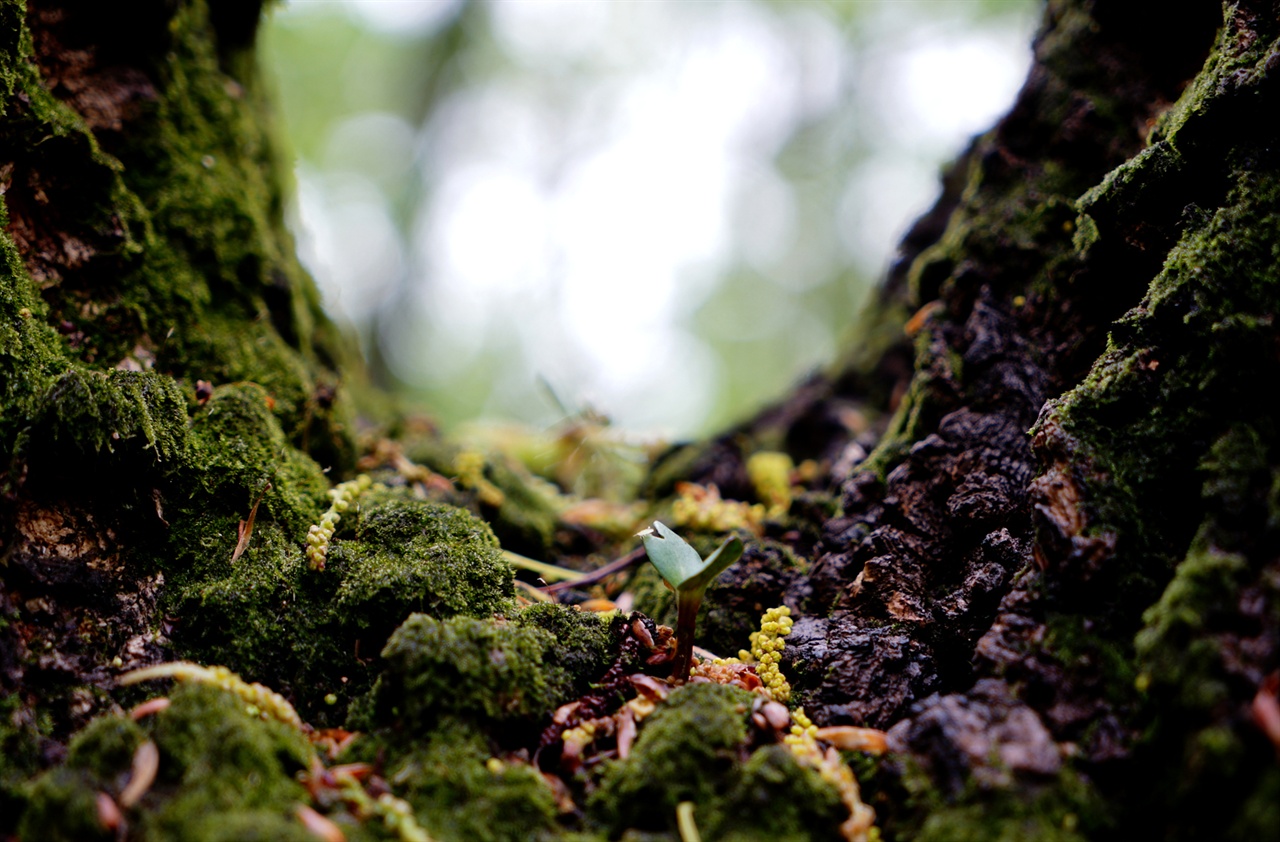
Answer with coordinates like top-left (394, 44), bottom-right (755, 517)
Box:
top-left (667, 0), bottom-right (1279, 836)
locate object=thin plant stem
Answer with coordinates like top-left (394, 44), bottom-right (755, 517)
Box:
top-left (671, 590), bottom-right (703, 682)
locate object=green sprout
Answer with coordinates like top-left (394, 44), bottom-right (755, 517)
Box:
top-left (640, 521), bottom-right (744, 682)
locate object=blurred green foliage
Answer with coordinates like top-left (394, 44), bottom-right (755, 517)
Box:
top-left (261, 0), bottom-right (1041, 436)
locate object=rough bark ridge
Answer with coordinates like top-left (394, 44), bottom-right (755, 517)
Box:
top-left (2, 0), bottom-right (1279, 840)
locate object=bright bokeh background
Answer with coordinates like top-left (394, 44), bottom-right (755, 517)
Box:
top-left (261, 0), bottom-right (1041, 437)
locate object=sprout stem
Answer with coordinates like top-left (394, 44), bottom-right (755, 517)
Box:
top-left (671, 590), bottom-right (703, 682)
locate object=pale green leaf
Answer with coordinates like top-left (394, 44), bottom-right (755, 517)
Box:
top-left (641, 521), bottom-right (743, 594)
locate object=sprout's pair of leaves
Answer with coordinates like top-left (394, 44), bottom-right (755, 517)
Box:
top-left (640, 521), bottom-right (743, 596)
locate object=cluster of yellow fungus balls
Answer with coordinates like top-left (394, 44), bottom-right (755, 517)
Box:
top-left (333, 767), bottom-right (434, 842)
top-left (306, 474), bottom-right (373, 570)
top-left (119, 661), bottom-right (303, 730)
top-left (744, 605), bottom-right (794, 702)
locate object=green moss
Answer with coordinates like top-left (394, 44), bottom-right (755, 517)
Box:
top-left (376, 724), bottom-right (559, 842)
top-left (1041, 613), bottom-right (1137, 710)
top-left (402, 435), bottom-right (567, 556)
top-left (0, 694), bottom-right (48, 835)
top-left (1032, 147), bottom-right (1280, 612)
top-left (893, 765), bottom-right (1107, 842)
top-left (712, 745), bottom-right (845, 842)
top-left (16, 768), bottom-right (111, 842)
top-left (334, 491), bottom-right (515, 622)
top-left (165, 490), bottom-right (514, 724)
top-left (585, 684), bottom-right (849, 839)
top-left (1230, 766), bottom-right (1280, 842)
top-left (357, 613), bottom-right (574, 733)
top-left (15, 368), bottom-right (190, 485)
top-left (588, 683), bottom-right (753, 835)
top-left (17, 685), bottom-right (315, 842)
top-left (512, 603), bottom-right (618, 695)
top-left (183, 382), bottom-right (330, 539)
top-left (1135, 539), bottom-right (1246, 709)
top-left (144, 684), bottom-right (311, 808)
top-left (914, 798), bottom-right (1088, 842)
top-left (1128, 530), bottom-right (1280, 839)
top-left (1199, 424), bottom-right (1271, 517)
top-left (482, 455), bottom-right (564, 555)
top-left (65, 715), bottom-right (147, 783)
top-left (145, 811), bottom-right (320, 842)
top-left (0, 0), bottom-right (356, 472)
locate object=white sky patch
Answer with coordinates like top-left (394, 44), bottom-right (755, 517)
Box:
top-left (275, 0), bottom-right (1039, 435)
top-left (293, 169), bottom-right (404, 324)
top-left (338, 0), bottom-right (460, 37)
top-left (401, 0), bottom-right (804, 430)
top-left (732, 162), bottom-right (798, 275)
top-left (899, 32), bottom-right (1031, 143)
top-left (838, 158), bottom-right (943, 277)
top-left (322, 111), bottom-right (417, 184)
top-left (490, 0), bottom-right (613, 64)
top-left (863, 4), bottom-right (1035, 154)
top-left (431, 165), bottom-right (552, 298)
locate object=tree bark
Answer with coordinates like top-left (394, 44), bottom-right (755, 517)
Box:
top-left (3, 0), bottom-right (1279, 840)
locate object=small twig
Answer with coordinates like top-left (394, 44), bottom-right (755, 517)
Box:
top-left (502, 550), bottom-right (586, 583)
top-left (514, 579), bottom-right (555, 603)
top-left (676, 801), bottom-right (701, 842)
top-left (540, 547), bottom-right (646, 594)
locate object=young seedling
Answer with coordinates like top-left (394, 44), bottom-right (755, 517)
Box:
top-left (639, 521), bottom-right (743, 682)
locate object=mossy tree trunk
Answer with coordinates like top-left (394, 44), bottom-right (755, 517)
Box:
top-left (2, 0), bottom-right (1279, 840)
top-left (2, 0), bottom-right (359, 803)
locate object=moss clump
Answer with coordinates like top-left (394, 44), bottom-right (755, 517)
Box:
top-left (713, 745), bottom-right (846, 842)
top-left (0, 693), bottom-right (47, 833)
top-left (1135, 540), bottom-right (1247, 710)
top-left (341, 605), bottom-right (619, 837)
top-left (17, 684), bottom-right (315, 842)
top-left (1130, 529), bottom-right (1280, 842)
top-left (333, 490), bottom-right (515, 623)
top-left (357, 613), bottom-right (577, 734)
top-left (26, 369), bottom-right (190, 466)
top-left (165, 489), bottom-right (514, 725)
top-left (139, 685), bottom-right (313, 840)
top-left (512, 602), bottom-right (618, 696)
top-left (373, 724), bottom-right (560, 842)
top-left (885, 759), bottom-right (1108, 842)
top-left (912, 794), bottom-right (1091, 842)
top-left (16, 768), bottom-right (111, 842)
top-left (589, 682), bottom-right (751, 833)
top-left (182, 382), bottom-right (332, 540)
top-left (588, 682), bottom-right (842, 839)
top-left (404, 435), bottom-right (565, 557)
top-left (64, 714), bottom-right (148, 783)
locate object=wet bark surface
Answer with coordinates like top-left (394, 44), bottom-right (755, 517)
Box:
top-left (680, 0), bottom-right (1280, 834)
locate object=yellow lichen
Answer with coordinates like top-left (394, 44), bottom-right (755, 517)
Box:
top-left (670, 482), bottom-right (764, 534)
top-left (454, 450), bottom-right (506, 507)
top-left (783, 707), bottom-right (876, 842)
top-left (119, 661), bottom-right (303, 730)
top-left (746, 451), bottom-right (795, 517)
top-left (306, 473), bottom-right (374, 570)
